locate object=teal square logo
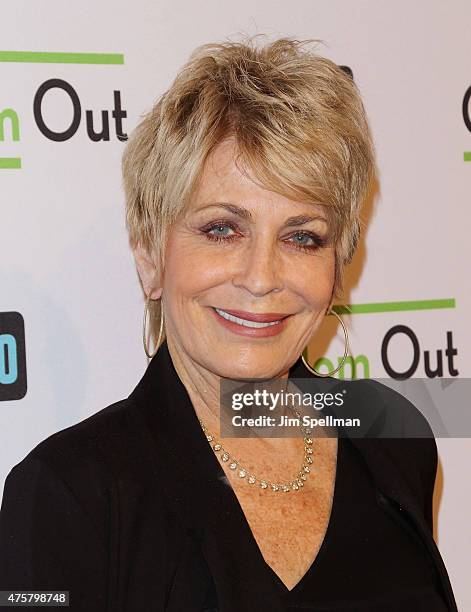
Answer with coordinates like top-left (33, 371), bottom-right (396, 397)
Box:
top-left (0, 312), bottom-right (27, 401)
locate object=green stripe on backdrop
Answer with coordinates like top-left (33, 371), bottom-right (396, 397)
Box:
top-left (0, 158), bottom-right (21, 169)
top-left (333, 298), bottom-right (455, 315)
top-left (464, 152), bottom-right (471, 162)
top-left (0, 51), bottom-right (124, 64)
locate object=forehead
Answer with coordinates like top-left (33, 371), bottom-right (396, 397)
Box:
top-left (193, 137), bottom-right (320, 215)
top-left (196, 137), bottom-right (255, 196)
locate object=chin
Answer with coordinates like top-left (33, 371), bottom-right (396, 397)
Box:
top-left (207, 347), bottom-right (289, 381)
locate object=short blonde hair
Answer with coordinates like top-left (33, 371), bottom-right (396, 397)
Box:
top-left (122, 35), bottom-right (376, 346)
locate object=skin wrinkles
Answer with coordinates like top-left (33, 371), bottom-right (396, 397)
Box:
top-left (133, 135), bottom-right (336, 459)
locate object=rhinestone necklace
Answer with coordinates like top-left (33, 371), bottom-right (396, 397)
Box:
top-left (197, 396), bottom-right (315, 492)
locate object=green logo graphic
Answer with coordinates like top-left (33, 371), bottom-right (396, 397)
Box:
top-left (0, 50), bottom-right (125, 169)
top-left (306, 298), bottom-right (457, 380)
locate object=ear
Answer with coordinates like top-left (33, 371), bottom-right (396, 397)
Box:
top-left (133, 244), bottom-right (163, 300)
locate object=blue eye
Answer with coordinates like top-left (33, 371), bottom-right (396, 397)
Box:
top-left (201, 221), bottom-right (239, 243)
top-left (287, 231), bottom-right (327, 252)
top-left (208, 224), bottom-right (234, 237)
top-left (291, 233), bottom-right (315, 245)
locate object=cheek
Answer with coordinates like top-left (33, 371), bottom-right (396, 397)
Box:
top-left (163, 232), bottom-right (229, 297)
top-left (292, 250), bottom-right (335, 306)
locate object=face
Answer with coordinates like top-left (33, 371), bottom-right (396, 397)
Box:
top-left (136, 137), bottom-right (335, 380)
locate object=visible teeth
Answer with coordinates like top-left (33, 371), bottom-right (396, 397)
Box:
top-left (215, 308), bottom-right (282, 328)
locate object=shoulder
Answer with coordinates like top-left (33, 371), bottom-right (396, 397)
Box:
top-left (5, 396), bottom-right (151, 496)
top-left (339, 377), bottom-right (438, 485)
top-left (353, 376), bottom-right (437, 457)
top-left (350, 377), bottom-right (436, 438)
top-left (347, 378), bottom-right (438, 523)
top-left (0, 400), bottom-right (144, 592)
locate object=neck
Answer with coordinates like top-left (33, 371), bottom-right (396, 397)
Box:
top-left (165, 334), bottom-right (293, 440)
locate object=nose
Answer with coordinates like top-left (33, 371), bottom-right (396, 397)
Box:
top-left (231, 235), bottom-right (284, 297)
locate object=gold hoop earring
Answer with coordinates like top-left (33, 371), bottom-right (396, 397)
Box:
top-left (143, 295), bottom-right (164, 359)
top-left (301, 309), bottom-right (349, 377)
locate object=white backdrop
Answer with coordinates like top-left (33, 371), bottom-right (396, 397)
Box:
top-left (1, 1), bottom-right (470, 608)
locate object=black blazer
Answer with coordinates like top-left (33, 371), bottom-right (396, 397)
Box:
top-left (0, 340), bottom-right (458, 611)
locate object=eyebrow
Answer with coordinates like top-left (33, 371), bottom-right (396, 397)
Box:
top-left (197, 202), bottom-right (327, 226)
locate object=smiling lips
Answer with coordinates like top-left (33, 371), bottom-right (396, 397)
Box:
top-left (211, 307), bottom-right (291, 337)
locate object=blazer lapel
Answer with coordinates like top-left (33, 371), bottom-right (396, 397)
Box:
top-left (129, 340), bottom-right (287, 610)
top-left (290, 358), bottom-right (458, 612)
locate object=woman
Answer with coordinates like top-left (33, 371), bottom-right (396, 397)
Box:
top-left (0, 37), bottom-right (457, 611)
